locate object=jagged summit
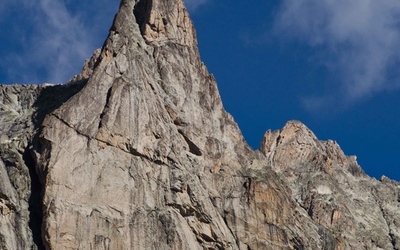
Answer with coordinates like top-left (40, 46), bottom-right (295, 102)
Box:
top-left (260, 120), bottom-right (356, 173)
top-left (1, 0), bottom-right (400, 249)
top-left (133, 0), bottom-right (197, 46)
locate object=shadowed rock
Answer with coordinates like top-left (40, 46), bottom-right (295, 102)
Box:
top-left (0, 0), bottom-right (399, 249)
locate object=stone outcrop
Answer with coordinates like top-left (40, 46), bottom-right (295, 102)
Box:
top-left (0, 83), bottom-right (85, 249)
top-left (0, 85), bottom-right (40, 250)
top-left (0, 0), bottom-right (399, 249)
top-left (260, 121), bottom-right (400, 249)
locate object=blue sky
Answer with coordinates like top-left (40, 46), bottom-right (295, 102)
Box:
top-left (1, 0), bottom-right (400, 181)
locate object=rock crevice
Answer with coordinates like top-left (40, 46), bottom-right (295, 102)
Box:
top-left (24, 148), bottom-right (45, 250)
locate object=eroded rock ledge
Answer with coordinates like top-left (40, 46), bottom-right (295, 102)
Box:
top-left (1, 0), bottom-right (399, 249)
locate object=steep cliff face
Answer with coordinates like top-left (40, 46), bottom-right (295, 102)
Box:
top-left (0, 85), bottom-right (40, 250)
top-left (0, 83), bottom-right (85, 249)
top-left (260, 121), bottom-right (400, 249)
top-left (31, 0), bottom-right (325, 248)
top-left (0, 0), bottom-right (399, 249)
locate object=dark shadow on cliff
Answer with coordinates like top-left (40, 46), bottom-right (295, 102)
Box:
top-left (24, 148), bottom-right (45, 250)
top-left (32, 79), bottom-right (87, 129)
top-left (27, 79), bottom-right (87, 249)
top-left (133, 0), bottom-right (152, 37)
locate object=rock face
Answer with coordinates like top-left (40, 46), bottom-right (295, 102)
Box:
top-left (260, 121), bottom-right (400, 249)
top-left (0, 83), bottom-right (85, 249)
top-left (0, 0), bottom-right (399, 249)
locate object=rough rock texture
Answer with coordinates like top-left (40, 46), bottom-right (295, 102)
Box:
top-left (0, 83), bottom-right (85, 249)
top-left (260, 121), bottom-right (400, 249)
top-left (0, 0), bottom-right (399, 249)
top-left (0, 85), bottom-right (40, 250)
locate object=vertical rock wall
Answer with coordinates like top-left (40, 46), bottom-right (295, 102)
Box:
top-left (31, 0), bottom-right (325, 249)
top-left (260, 121), bottom-right (400, 249)
top-left (0, 0), bottom-right (399, 249)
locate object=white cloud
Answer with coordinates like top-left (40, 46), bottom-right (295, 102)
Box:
top-left (184, 0), bottom-right (210, 12)
top-left (32, 0), bottom-right (91, 82)
top-left (0, 0), bottom-right (205, 84)
top-left (0, 0), bottom-right (118, 84)
top-left (274, 0), bottom-right (400, 111)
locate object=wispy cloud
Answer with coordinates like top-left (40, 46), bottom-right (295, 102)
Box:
top-left (184, 0), bottom-right (210, 12)
top-left (274, 0), bottom-right (400, 112)
top-left (0, 0), bottom-right (118, 84)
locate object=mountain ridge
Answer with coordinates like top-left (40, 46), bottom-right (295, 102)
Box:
top-left (0, 0), bottom-right (399, 249)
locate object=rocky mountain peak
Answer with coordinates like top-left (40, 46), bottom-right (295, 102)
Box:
top-left (133, 0), bottom-right (196, 47)
top-left (260, 120), bottom-right (319, 158)
top-left (1, 0), bottom-right (400, 249)
top-left (260, 120), bottom-right (351, 174)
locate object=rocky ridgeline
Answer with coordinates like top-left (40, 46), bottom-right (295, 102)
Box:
top-left (0, 0), bottom-right (399, 249)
